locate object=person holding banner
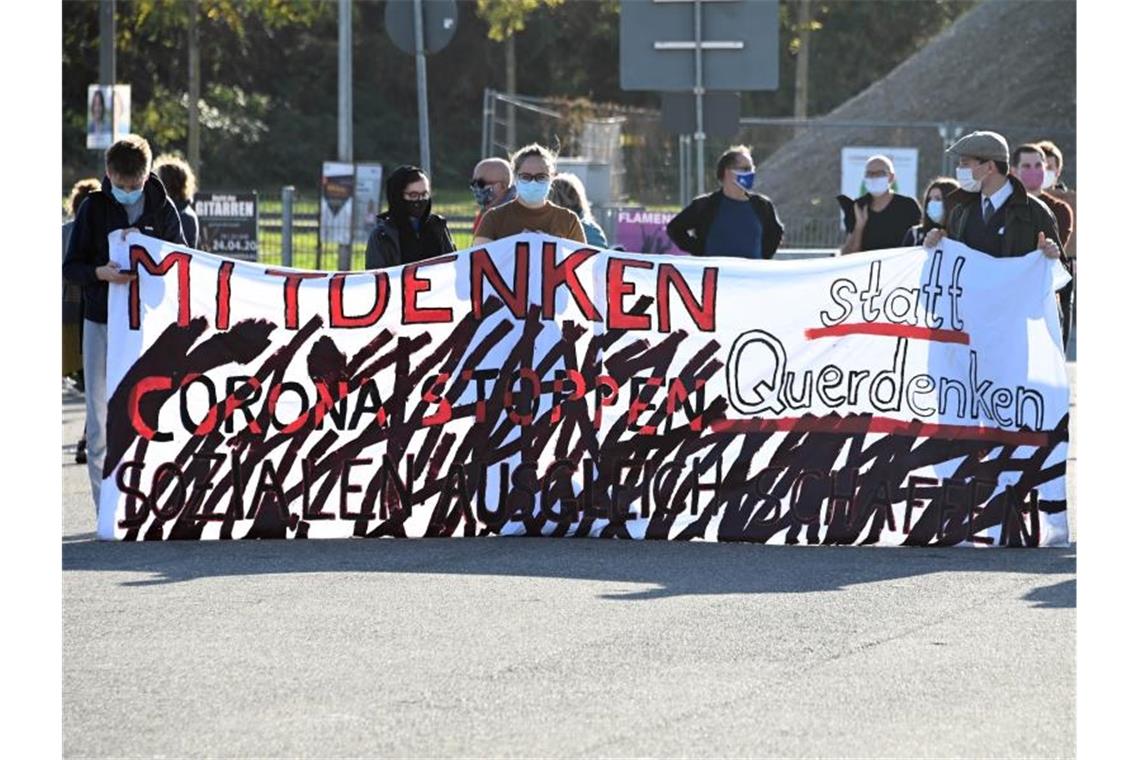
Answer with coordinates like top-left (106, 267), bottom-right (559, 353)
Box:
top-left (63, 134), bottom-right (186, 513)
top-left (364, 165), bottom-right (456, 268)
top-left (154, 154), bottom-right (200, 248)
top-left (901, 177), bottom-right (959, 247)
top-left (665, 145), bottom-right (783, 259)
top-left (924, 131), bottom-right (1062, 262)
top-left (471, 144), bottom-right (586, 245)
top-left (839, 155), bottom-right (923, 254)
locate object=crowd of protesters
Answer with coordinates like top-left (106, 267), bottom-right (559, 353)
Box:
top-left (62, 128), bottom-right (1075, 515)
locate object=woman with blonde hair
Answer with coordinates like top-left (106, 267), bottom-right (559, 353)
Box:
top-left (549, 172), bottom-right (607, 248)
top-left (472, 143), bottom-right (585, 245)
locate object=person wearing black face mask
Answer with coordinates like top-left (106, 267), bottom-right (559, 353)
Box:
top-left (364, 165), bottom-right (456, 268)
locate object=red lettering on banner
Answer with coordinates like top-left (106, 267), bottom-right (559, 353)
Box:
top-left (224, 377), bottom-right (263, 434)
top-left (329, 272), bottom-right (390, 328)
top-left (593, 375), bottom-right (620, 430)
top-left (129, 245), bottom-right (191, 329)
top-left (422, 374), bottom-right (452, 426)
top-left (606, 257), bottom-right (653, 330)
top-left (657, 264), bottom-right (717, 332)
top-left (265, 269), bottom-right (326, 330)
top-left (129, 376), bottom-right (173, 441)
top-left (505, 368), bottom-right (542, 425)
top-left (542, 243), bottom-right (602, 322)
top-left (628, 376), bottom-right (664, 435)
top-left (472, 243), bottom-right (529, 319)
top-left (403, 257), bottom-right (457, 324)
top-left (215, 261), bottom-right (233, 330)
top-left (266, 383), bottom-right (311, 435)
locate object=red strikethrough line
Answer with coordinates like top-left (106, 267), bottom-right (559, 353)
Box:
top-left (804, 323), bottom-right (970, 345)
top-left (709, 416), bottom-right (1048, 447)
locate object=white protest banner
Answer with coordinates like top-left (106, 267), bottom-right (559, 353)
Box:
top-left (100, 233), bottom-right (1070, 546)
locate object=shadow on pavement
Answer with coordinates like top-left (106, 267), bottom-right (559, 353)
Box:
top-left (62, 533), bottom-right (1076, 602)
top-left (1022, 578), bottom-right (1076, 608)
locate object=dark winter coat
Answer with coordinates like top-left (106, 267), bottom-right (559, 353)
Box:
top-left (665, 189), bottom-right (784, 258)
top-left (944, 175), bottom-right (1062, 261)
top-left (62, 173), bottom-right (187, 323)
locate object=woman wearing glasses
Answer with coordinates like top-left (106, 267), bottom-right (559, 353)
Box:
top-left (471, 144), bottom-right (586, 245)
top-left (365, 165), bottom-right (456, 268)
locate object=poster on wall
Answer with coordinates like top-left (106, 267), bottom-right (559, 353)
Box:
top-left (195, 191), bottom-right (259, 261)
top-left (352, 164), bottom-right (384, 244)
top-left (86, 84), bottom-right (131, 150)
top-left (615, 208), bottom-right (684, 255)
top-left (320, 161), bottom-right (355, 246)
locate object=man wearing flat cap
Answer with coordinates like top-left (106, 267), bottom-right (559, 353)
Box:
top-left (925, 130), bottom-right (1063, 262)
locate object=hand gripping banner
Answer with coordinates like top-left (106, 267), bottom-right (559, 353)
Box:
top-left (99, 232), bottom-right (1070, 546)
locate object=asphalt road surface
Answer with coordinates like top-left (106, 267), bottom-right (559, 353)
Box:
top-left (62, 366), bottom-right (1076, 758)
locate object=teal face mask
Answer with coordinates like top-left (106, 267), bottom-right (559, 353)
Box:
top-left (111, 186), bottom-right (144, 205)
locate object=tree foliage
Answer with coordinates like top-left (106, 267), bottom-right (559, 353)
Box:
top-left (63, 0), bottom-right (976, 195)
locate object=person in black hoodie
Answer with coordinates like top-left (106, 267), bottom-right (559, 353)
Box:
top-left (63, 134), bottom-right (186, 514)
top-left (364, 165), bottom-right (456, 268)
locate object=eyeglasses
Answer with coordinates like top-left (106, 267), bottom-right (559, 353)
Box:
top-left (403, 192), bottom-right (430, 201)
top-left (470, 178), bottom-right (494, 190)
top-left (517, 173), bottom-right (550, 183)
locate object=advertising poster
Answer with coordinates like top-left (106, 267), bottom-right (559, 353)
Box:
top-left (87, 84), bottom-right (131, 150)
top-left (353, 163), bottom-right (384, 244)
top-left (320, 161), bottom-right (355, 245)
top-left (195, 191), bottom-right (259, 261)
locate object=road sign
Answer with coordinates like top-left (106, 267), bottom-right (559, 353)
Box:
top-left (384, 0), bottom-right (458, 55)
top-left (661, 91), bottom-right (740, 136)
top-left (619, 0), bottom-right (779, 92)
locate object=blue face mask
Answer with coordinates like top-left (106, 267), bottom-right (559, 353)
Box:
top-left (926, 199), bottom-right (944, 223)
top-left (516, 179), bottom-right (550, 205)
top-left (111, 185), bottom-right (144, 205)
top-left (733, 170), bottom-right (756, 191)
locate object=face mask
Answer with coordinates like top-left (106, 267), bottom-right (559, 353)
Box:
top-left (406, 199), bottom-right (429, 218)
top-left (926, 199), bottom-right (944, 223)
top-left (955, 166), bottom-right (982, 193)
top-left (471, 183), bottom-right (496, 209)
top-left (865, 176), bottom-right (890, 196)
top-left (1043, 169), bottom-right (1057, 190)
top-left (732, 170), bottom-right (756, 191)
top-left (1019, 166), bottom-right (1045, 192)
top-left (516, 179), bottom-right (550, 205)
top-left (111, 185), bottom-right (144, 205)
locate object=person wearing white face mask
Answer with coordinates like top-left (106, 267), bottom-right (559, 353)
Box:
top-left (471, 143), bottom-right (585, 245)
top-left (924, 131), bottom-right (1063, 263)
top-left (902, 177), bottom-right (959, 247)
top-left (839, 155), bottom-right (922, 254)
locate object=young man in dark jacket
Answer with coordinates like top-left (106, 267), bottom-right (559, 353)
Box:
top-left (925, 130), bottom-right (1063, 262)
top-left (62, 134), bottom-right (187, 513)
top-left (364, 165), bottom-right (456, 269)
top-left (666, 146), bottom-right (784, 259)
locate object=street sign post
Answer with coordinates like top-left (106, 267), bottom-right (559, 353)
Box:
top-left (620, 0), bottom-right (778, 195)
top-left (385, 0), bottom-right (459, 178)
